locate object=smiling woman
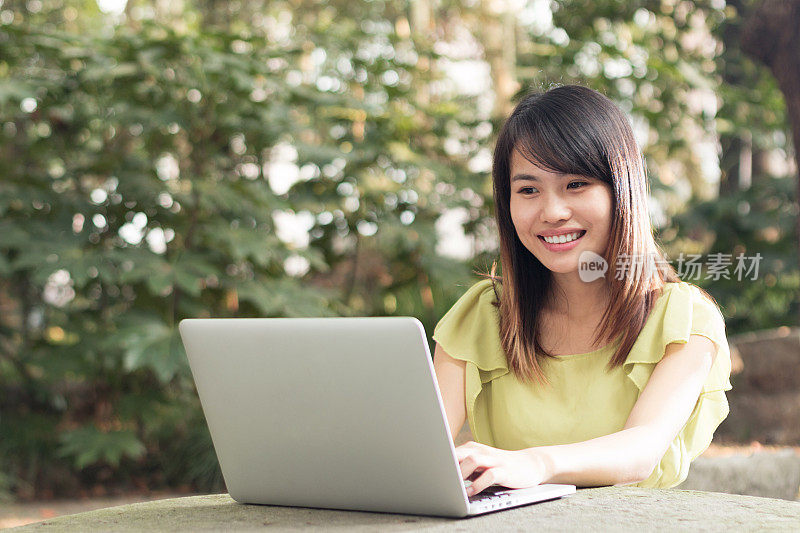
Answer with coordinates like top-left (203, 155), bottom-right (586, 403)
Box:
top-left (431, 85), bottom-right (732, 497)
top-left (488, 85), bottom-right (676, 380)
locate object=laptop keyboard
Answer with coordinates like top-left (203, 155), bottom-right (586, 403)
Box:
top-left (466, 484), bottom-right (513, 504)
top-left (469, 492), bottom-right (512, 503)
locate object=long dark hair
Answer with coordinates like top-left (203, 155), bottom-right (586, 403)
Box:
top-left (490, 84), bottom-right (680, 383)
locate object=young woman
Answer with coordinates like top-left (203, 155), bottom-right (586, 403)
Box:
top-left (432, 85), bottom-right (732, 497)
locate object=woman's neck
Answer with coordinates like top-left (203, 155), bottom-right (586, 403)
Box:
top-left (545, 272), bottom-right (611, 321)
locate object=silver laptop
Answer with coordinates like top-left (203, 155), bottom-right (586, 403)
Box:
top-left (179, 317), bottom-right (575, 517)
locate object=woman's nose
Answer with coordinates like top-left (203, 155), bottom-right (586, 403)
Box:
top-left (540, 193), bottom-right (572, 223)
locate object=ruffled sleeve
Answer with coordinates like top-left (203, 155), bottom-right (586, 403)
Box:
top-left (432, 279), bottom-right (509, 445)
top-left (624, 282), bottom-right (733, 488)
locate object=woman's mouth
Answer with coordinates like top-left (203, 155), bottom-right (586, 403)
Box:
top-left (537, 230), bottom-right (586, 251)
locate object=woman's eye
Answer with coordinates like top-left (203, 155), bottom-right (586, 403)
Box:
top-left (518, 182), bottom-right (588, 194)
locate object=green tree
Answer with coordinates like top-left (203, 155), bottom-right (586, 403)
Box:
top-left (0, 1), bottom-right (484, 497)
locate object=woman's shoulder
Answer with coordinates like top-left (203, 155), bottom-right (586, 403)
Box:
top-left (654, 281), bottom-right (725, 323)
top-left (625, 279), bottom-right (731, 391)
top-left (641, 280), bottom-right (727, 340)
top-left (432, 278), bottom-right (507, 373)
top-left (434, 278), bottom-right (500, 332)
top-left (658, 280), bottom-right (717, 300)
top-left (457, 277), bottom-right (500, 303)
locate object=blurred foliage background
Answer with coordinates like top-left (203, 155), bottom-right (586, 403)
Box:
top-left (0, 0), bottom-right (797, 500)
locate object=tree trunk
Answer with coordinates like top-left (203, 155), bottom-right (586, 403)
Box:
top-left (739, 0), bottom-right (800, 274)
top-left (475, 2), bottom-right (520, 120)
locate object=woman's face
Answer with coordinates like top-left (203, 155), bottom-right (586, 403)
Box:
top-left (508, 149), bottom-right (614, 275)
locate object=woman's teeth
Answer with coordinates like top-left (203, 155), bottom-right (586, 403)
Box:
top-left (542, 231), bottom-right (584, 244)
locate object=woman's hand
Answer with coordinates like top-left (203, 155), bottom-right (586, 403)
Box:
top-left (455, 441), bottom-right (551, 496)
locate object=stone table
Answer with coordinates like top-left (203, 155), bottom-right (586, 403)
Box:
top-left (11, 487), bottom-right (800, 532)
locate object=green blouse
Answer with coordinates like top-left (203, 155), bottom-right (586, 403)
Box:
top-left (432, 279), bottom-right (732, 489)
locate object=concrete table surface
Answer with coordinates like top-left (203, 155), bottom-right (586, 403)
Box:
top-left (11, 487), bottom-right (800, 532)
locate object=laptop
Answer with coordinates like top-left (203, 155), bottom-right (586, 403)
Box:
top-left (179, 317), bottom-right (575, 517)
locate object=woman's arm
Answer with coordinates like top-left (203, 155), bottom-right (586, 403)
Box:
top-left (459, 334), bottom-right (718, 495)
top-left (539, 333), bottom-right (718, 486)
top-left (432, 343), bottom-right (467, 439)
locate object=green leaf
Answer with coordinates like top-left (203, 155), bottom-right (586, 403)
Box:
top-left (237, 278), bottom-right (336, 317)
top-left (58, 427), bottom-right (145, 469)
top-left (111, 314), bottom-right (187, 382)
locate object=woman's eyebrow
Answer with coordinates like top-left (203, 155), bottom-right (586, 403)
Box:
top-left (511, 172), bottom-right (568, 182)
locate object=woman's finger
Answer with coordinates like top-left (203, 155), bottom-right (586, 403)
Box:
top-left (458, 454), bottom-right (480, 480)
top-left (459, 451), bottom-right (500, 480)
top-left (454, 441), bottom-right (480, 460)
top-left (455, 448), bottom-right (468, 461)
top-left (467, 467), bottom-right (499, 496)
